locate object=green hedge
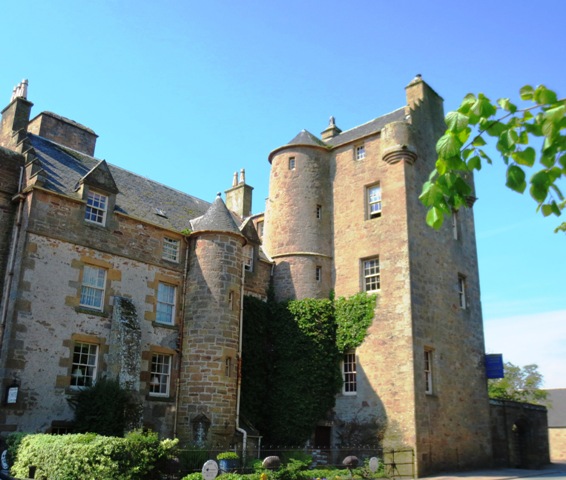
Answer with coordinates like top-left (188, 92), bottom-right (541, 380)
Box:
top-left (11, 430), bottom-right (177, 480)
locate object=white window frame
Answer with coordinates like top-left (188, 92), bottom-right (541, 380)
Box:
top-left (80, 265), bottom-right (106, 311)
top-left (243, 245), bottom-right (254, 272)
top-left (70, 342), bottom-right (98, 389)
top-left (355, 144), bottom-right (366, 160)
top-left (342, 351), bottom-right (357, 395)
top-left (424, 349), bottom-right (433, 394)
top-left (316, 266), bottom-right (322, 282)
top-left (316, 205), bottom-right (322, 219)
top-left (156, 282), bottom-right (176, 325)
top-left (149, 353), bottom-right (172, 397)
top-left (162, 237), bottom-right (180, 262)
top-left (289, 157), bottom-right (296, 170)
top-left (367, 184), bottom-right (382, 219)
top-left (363, 257), bottom-right (380, 292)
top-left (85, 190), bottom-right (108, 226)
top-left (458, 275), bottom-right (467, 309)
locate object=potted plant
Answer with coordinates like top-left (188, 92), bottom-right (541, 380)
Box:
top-left (217, 451), bottom-right (239, 472)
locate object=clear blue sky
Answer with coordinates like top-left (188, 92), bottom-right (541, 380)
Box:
top-left (2, 0), bottom-right (564, 387)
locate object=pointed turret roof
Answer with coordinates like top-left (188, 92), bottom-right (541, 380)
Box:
top-left (287, 129), bottom-right (328, 148)
top-left (268, 129), bottom-right (329, 163)
top-left (191, 193), bottom-right (243, 236)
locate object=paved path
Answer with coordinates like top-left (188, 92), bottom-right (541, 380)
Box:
top-left (422, 462), bottom-right (566, 479)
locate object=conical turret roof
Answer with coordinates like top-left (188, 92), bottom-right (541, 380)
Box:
top-left (286, 129), bottom-right (328, 148)
top-left (191, 193), bottom-right (243, 235)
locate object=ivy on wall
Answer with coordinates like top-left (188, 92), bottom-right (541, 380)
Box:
top-left (241, 292), bottom-right (376, 445)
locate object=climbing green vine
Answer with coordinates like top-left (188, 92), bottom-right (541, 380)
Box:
top-left (241, 292), bottom-right (376, 445)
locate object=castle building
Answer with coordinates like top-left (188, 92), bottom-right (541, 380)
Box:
top-left (0, 77), bottom-right (492, 476)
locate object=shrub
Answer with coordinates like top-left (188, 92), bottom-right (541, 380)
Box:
top-left (68, 377), bottom-right (142, 437)
top-left (10, 430), bottom-right (177, 480)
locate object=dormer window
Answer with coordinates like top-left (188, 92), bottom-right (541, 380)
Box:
top-left (85, 191), bottom-right (108, 226)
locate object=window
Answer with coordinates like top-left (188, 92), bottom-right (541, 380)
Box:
top-left (162, 237), bottom-right (180, 262)
top-left (149, 353), bottom-right (172, 397)
top-left (243, 245), bottom-right (254, 271)
top-left (343, 351), bottom-right (357, 394)
top-left (70, 342), bottom-right (98, 389)
top-left (289, 157), bottom-right (296, 170)
top-left (452, 211), bottom-right (459, 240)
top-left (257, 221), bottom-right (264, 238)
top-left (363, 257), bottom-right (380, 292)
top-left (424, 349), bottom-right (433, 394)
top-left (225, 357), bottom-right (232, 377)
top-left (228, 291), bottom-right (235, 310)
top-left (156, 282), bottom-right (176, 325)
top-left (316, 266), bottom-right (322, 282)
top-left (367, 184), bottom-right (382, 219)
top-left (316, 205), bottom-right (322, 219)
top-left (458, 275), bottom-right (467, 309)
top-left (85, 191), bottom-right (108, 225)
top-left (355, 144), bottom-right (366, 160)
top-left (80, 265), bottom-right (106, 311)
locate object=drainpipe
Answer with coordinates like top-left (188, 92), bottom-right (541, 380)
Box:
top-left (235, 252), bottom-right (247, 463)
top-left (174, 235), bottom-right (191, 438)
top-left (0, 167), bottom-right (25, 356)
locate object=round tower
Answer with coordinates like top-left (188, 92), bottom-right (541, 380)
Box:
top-left (264, 130), bottom-right (333, 301)
top-left (178, 194), bottom-right (245, 446)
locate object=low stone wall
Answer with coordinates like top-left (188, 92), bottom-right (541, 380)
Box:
top-left (549, 427), bottom-right (566, 462)
top-left (490, 399), bottom-right (549, 469)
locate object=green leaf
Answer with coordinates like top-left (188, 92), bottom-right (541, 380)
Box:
top-left (436, 133), bottom-right (463, 158)
top-left (506, 165), bottom-right (526, 193)
top-left (498, 98), bottom-right (517, 113)
top-left (534, 85), bottom-right (558, 105)
top-left (511, 147), bottom-right (535, 167)
top-left (472, 94), bottom-right (497, 118)
top-left (530, 170), bottom-right (551, 203)
top-left (426, 207), bottom-right (445, 230)
top-left (520, 85), bottom-right (535, 101)
top-left (467, 155), bottom-right (482, 171)
top-left (544, 104), bottom-right (565, 123)
top-left (541, 204), bottom-right (555, 217)
top-left (445, 111), bottom-right (469, 132)
top-left (472, 136), bottom-right (487, 147)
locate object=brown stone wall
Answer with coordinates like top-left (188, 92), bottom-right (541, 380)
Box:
top-left (549, 428), bottom-right (566, 462)
top-left (179, 232), bottom-right (244, 445)
top-left (0, 187), bottom-right (190, 436)
top-left (331, 132), bottom-right (417, 450)
top-left (26, 188), bottom-right (185, 272)
top-left (0, 230), bottom-right (183, 435)
top-left (404, 80), bottom-right (492, 475)
top-left (244, 258), bottom-right (272, 300)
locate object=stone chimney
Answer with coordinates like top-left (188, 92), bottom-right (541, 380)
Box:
top-left (0, 79), bottom-right (33, 150)
top-left (27, 112), bottom-right (98, 156)
top-left (321, 115), bottom-right (342, 141)
top-left (225, 168), bottom-right (253, 218)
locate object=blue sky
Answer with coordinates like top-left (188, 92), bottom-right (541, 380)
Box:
top-left (2, 0), bottom-right (564, 387)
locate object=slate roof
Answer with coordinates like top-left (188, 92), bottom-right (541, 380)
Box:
top-left (29, 134), bottom-right (210, 232)
top-left (191, 194), bottom-right (242, 235)
top-left (269, 107), bottom-right (407, 161)
top-left (547, 389), bottom-right (566, 427)
top-left (326, 107), bottom-right (407, 147)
